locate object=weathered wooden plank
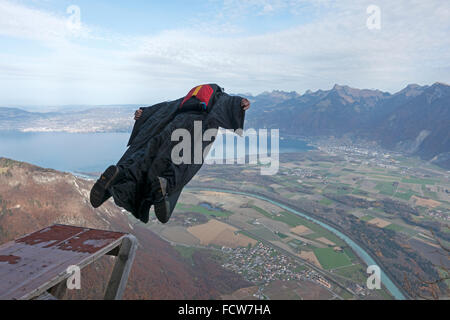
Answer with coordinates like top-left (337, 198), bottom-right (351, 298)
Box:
top-left (0, 241), bottom-right (91, 292)
top-left (18, 238), bottom-right (125, 300)
top-left (0, 225), bottom-right (129, 300)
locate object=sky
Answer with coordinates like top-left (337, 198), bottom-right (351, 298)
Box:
top-left (0, 0), bottom-right (449, 106)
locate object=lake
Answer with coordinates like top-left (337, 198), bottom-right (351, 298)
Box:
top-left (0, 131), bottom-right (313, 174)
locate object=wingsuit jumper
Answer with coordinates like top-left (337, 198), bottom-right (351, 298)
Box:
top-left (90, 84), bottom-right (251, 224)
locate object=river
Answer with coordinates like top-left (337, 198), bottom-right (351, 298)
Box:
top-left (188, 187), bottom-right (407, 300)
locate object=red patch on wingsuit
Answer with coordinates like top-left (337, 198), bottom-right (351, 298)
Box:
top-left (180, 85), bottom-right (214, 108)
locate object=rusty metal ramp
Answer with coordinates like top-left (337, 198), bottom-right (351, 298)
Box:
top-left (0, 224), bottom-right (138, 300)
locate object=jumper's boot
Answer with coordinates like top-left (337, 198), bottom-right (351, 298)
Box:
top-left (90, 165), bottom-right (120, 208)
top-left (153, 177), bottom-right (172, 224)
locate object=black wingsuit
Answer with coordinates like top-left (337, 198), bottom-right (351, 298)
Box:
top-left (109, 85), bottom-right (246, 223)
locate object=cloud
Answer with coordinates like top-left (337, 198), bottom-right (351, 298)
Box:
top-left (130, 0), bottom-right (450, 92)
top-left (215, 0), bottom-right (333, 17)
top-left (0, 0), bottom-right (449, 105)
top-left (0, 0), bottom-right (92, 45)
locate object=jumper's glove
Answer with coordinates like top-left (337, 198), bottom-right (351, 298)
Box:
top-left (241, 98), bottom-right (251, 111)
top-left (134, 108), bottom-right (143, 121)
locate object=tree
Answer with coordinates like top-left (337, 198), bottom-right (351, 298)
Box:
top-left (404, 228), bottom-right (449, 299)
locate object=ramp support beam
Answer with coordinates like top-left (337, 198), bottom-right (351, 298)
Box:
top-left (104, 235), bottom-right (138, 300)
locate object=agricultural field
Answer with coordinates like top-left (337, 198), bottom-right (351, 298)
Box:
top-left (145, 186), bottom-right (374, 299)
top-left (143, 147), bottom-right (449, 299)
top-left (334, 264), bottom-right (368, 284)
top-left (313, 248), bottom-right (352, 270)
top-left (187, 219), bottom-right (257, 248)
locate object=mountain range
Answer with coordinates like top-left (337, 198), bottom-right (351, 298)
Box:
top-left (244, 82), bottom-right (450, 169)
top-left (0, 82), bottom-right (449, 168)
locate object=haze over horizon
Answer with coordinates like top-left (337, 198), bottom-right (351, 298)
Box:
top-left (0, 0), bottom-right (449, 106)
top-left (1, 81), bottom-right (449, 110)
